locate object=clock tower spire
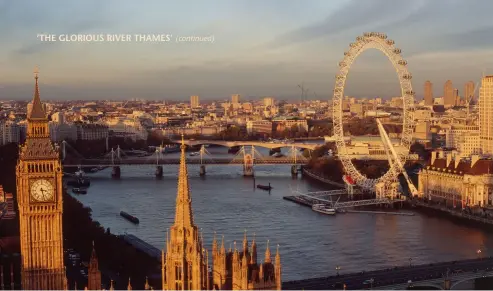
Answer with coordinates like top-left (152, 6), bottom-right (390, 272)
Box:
top-left (16, 68), bottom-right (67, 290)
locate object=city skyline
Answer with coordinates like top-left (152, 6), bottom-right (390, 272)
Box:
top-left (1, 0), bottom-right (493, 101)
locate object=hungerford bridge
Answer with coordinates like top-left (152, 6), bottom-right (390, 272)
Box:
top-left (61, 139), bottom-right (418, 178)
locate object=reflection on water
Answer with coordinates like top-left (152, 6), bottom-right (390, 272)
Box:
top-left (73, 148), bottom-right (493, 281)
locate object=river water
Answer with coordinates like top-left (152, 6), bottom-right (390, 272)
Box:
top-left (71, 147), bottom-right (493, 281)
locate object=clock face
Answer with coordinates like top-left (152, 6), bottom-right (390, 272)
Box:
top-left (30, 179), bottom-right (54, 202)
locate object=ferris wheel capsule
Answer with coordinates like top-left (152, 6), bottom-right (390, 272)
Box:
top-left (405, 90), bottom-right (415, 96)
top-left (387, 40), bottom-right (395, 45)
top-left (398, 60), bottom-right (407, 66)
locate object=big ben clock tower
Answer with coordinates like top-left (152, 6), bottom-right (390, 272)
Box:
top-left (16, 68), bottom-right (67, 290)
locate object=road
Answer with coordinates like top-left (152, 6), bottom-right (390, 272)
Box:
top-left (282, 257), bottom-right (493, 290)
top-left (374, 270), bottom-right (493, 290)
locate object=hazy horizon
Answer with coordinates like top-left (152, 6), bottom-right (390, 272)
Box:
top-left (1, 0), bottom-right (493, 101)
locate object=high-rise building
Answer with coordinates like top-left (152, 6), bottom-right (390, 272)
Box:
top-left (162, 137), bottom-right (282, 290)
top-left (453, 89), bottom-right (460, 106)
top-left (232, 94), bottom-right (240, 104)
top-left (190, 95), bottom-right (200, 108)
top-left (16, 70), bottom-right (68, 290)
top-left (263, 97), bottom-right (275, 107)
top-left (424, 81), bottom-right (433, 106)
top-left (464, 81), bottom-right (475, 103)
top-left (444, 80), bottom-right (454, 106)
top-left (480, 76), bottom-right (493, 155)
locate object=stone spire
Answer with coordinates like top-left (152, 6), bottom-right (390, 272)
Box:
top-left (89, 241), bottom-right (98, 270)
top-left (88, 241), bottom-right (102, 291)
top-left (29, 67), bottom-right (46, 120)
top-left (109, 280), bottom-right (114, 291)
top-left (264, 240), bottom-right (272, 263)
top-left (144, 276), bottom-right (150, 290)
top-left (212, 231), bottom-right (217, 254)
top-left (173, 134), bottom-right (194, 226)
top-left (275, 244), bottom-right (281, 266)
top-left (242, 230), bottom-right (248, 254)
top-left (250, 233), bottom-right (257, 265)
top-left (127, 278), bottom-right (132, 290)
top-left (220, 235), bottom-right (225, 254)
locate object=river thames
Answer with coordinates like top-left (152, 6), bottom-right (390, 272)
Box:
top-left (71, 147), bottom-right (493, 281)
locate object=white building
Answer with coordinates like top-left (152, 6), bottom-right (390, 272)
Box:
top-left (418, 152), bottom-right (493, 208)
top-left (246, 120), bottom-right (273, 135)
top-left (445, 125), bottom-right (481, 157)
top-left (104, 117), bottom-right (148, 141)
top-left (480, 75), bottom-right (493, 155)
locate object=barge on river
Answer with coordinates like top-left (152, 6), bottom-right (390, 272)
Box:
top-left (120, 211), bottom-right (140, 224)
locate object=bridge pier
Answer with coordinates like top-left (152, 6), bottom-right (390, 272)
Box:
top-left (199, 165), bottom-right (206, 176)
top-left (243, 167), bottom-right (254, 177)
top-left (443, 279), bottom-right (451, 290)
top-left (291, 165), bottom-right (298, 177)
top-left (111, 166), bottom-right (121, 178)
top-left (155, 165), bottom-right (163, 178)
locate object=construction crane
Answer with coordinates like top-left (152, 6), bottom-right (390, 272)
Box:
top-left (466, 80), bottom-right (480, 120)
top-left (298, 82), bottom-right (309, 104)
top-left (376, 118), bottom-right (419, 197)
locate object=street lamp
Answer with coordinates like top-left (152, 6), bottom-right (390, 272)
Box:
top-left (477, 249), bottom-right (482, 259)
top-left (336, 266), bottom-right (341, 276)
top-left (409, 257), bottom-right (412, 267)
top-left (370, 278), bottom-right (374, 289)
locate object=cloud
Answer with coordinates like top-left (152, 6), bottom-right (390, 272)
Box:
top-left (4, 1), bottom-right (112, 57)
top-left (263, 0), bottom-right (424, 49)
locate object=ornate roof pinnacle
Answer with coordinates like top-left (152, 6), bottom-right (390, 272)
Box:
top-left (29, 66), bottom-right (47, 120)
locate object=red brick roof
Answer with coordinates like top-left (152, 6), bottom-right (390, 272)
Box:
top-left (428, 158), bottom-right (493, 176)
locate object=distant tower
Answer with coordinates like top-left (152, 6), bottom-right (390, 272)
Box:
top-left (87, 242), bottom-right (102, 290)
top-left (190, 95), bottom-right (200, 108)
top-left (480, 75), bottom-right (493, 155)
top-left (444, 80), bottom-right (454, 106)
top-left (464, 81), bottom-right (476, 104)
top-left (453, 89), bottom-right (460, 106)
top-left (263, 97), bottom-right (275, 107)
top-left (424, 81), bottom-right (433, 106)
top-left (232, 94), bottom-right (240, 104)
top-left (163, 135), bottom-right (208, 290)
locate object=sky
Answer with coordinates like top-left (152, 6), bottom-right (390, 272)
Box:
top-left (1, 0), bottom-right (493, 101)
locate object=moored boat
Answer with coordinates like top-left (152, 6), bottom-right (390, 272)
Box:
top-left (312, 204), bottom-right (336, 215)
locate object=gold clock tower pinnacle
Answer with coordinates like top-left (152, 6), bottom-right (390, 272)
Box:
top-left (16, 69), bottom-right (67, 290)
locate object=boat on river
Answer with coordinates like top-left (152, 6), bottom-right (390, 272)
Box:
top-left (257, 183), bottom-right (272, 191)
top-left (120, 211), bottom-right (140, 224)
top-left (312, 204), bottom-right (336, 215)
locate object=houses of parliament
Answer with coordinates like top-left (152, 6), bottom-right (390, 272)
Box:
top-left (0, 70), bottom-right (282, 290)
